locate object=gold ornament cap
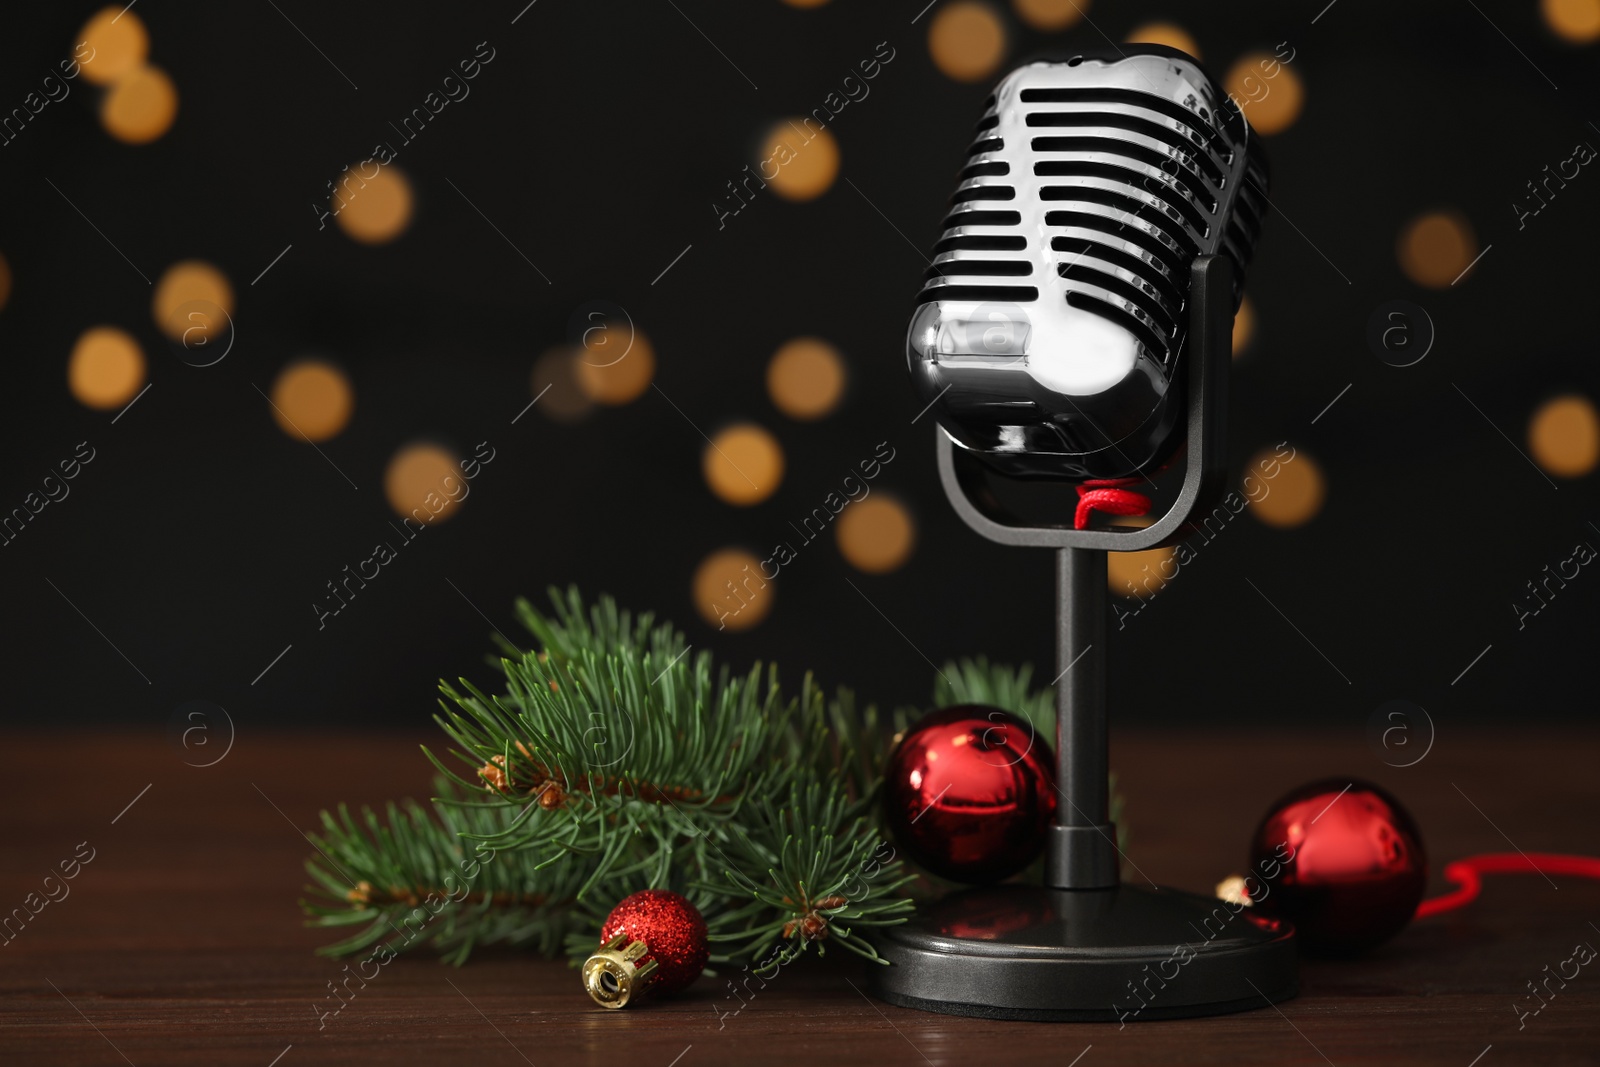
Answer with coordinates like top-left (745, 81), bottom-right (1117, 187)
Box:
top-left (582, 932), bottom-right (660, 1009)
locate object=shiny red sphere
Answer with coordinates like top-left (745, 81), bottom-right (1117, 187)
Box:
top-left (1248, 778), bottom-right (1426, 954)
top-left (883, 705), bottom-right (1056, 884)
top-left (598, 890), bottom-right (708, 994)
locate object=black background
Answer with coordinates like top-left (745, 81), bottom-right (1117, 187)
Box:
top-left (1, 0), bottom-right (1596, 734)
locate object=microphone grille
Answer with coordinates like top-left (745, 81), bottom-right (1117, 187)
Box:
top-left (918, 51), bottom-right (1268, 375)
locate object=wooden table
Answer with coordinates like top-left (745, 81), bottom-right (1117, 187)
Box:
top-left (2, 731), bottom-right (1597, 1066)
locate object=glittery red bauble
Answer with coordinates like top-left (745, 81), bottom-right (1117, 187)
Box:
top-left (598, 890), bottom-right (708, 994)
top-left (883, 706), bottom-right (1056, 884)
top-left (1248, 778), bottom-right (1427, 955)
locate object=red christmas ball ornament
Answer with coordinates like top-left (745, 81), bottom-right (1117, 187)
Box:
top-left (1248, 778), bottom-right (1427, 955)
top-left (883, 705), bottom-right (1056, 884)
top-left (582, 890), bottom-right (708, 1008)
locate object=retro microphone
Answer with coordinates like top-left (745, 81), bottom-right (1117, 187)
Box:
top-left (874, 47), bottom-right (1296, 1022)
top-left (908, 47), bottom-right (1268, 481)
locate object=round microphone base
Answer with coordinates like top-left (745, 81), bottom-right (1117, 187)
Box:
top-left (868, 882), bottom-right (1297, 1022)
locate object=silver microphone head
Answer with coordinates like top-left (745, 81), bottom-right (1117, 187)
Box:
top-left (908, 47), bottom-right (1268, 481)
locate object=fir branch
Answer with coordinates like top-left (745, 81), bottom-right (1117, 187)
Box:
top-left (303, 588), bottom-right (914, 971)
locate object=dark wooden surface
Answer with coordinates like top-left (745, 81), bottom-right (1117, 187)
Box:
top-left (2, 730), bottom-right (1598, 1066)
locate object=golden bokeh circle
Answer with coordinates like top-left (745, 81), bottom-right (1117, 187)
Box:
top-left (1232, 295), bottom-right (1255, 359)
top-left (1126, 21), bottom-right (1200, 59)
top-left (1544, 0), bottom-right (1600, 41)
top-left (574, 323), bottom-right (655, 405)
top-left (334, 166), bottom-right (414, 245)
top-left (1107, 546), bottom-right (1177, 599)
top-left (694, 548), bottom-right (774, 631)
top-left (1397, 212), bottom-right (1478, 289)
top-left (836, 496), bottom-right (917, 573)
top-left (165, 297), bottom-right (235, 361)
top-left (78, 7), bottom-right (149, 86)
top-left (1527, 395), bottom-right (1600, 478)
top-left (767, 337), bottom-right (846, 420)
top-left (1245, 448), bottom-right (1325, 528)
top-left (102, 65), bottom-right (178, 144)
top-left (1223, 53), bottom-right (1303, 136)
top-left (704, 424), bottom-right (785, 506)
top-left (761, 122), bottom-right (840, 202)
top-left (532, 347), bottom-right (595, 423)
top-left (270, 361), bottom-right (354, 442)
top-left (68, 326), bottom-right (145, 410)
top-left (1013, 0), bottom-right (1088, 31)
top-left (153, 260), bottom-right (234, 342)
top-left (930, 3), bottom-right (1007, 83)
top-left (385, 443), bottom-right (466, 524)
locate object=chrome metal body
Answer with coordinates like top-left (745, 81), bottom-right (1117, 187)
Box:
top-left (907, 47), bottom-right (1268, 480)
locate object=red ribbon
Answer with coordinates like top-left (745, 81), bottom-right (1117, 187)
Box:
top-left (1415, 853), bottom-right (1600, 919)
top-left (1073, 478), bottom-right (1152, 531)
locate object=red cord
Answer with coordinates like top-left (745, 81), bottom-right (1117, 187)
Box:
top-left (1415, 853), bottom-right (1600, 919)
top-left (1074, 478), bottom-right (1153, 530)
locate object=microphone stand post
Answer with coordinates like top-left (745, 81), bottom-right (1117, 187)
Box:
top-left (1049, 546), bottom-right (1118, 890)
top-left (870, 255), bottom-right (1299, 1022)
